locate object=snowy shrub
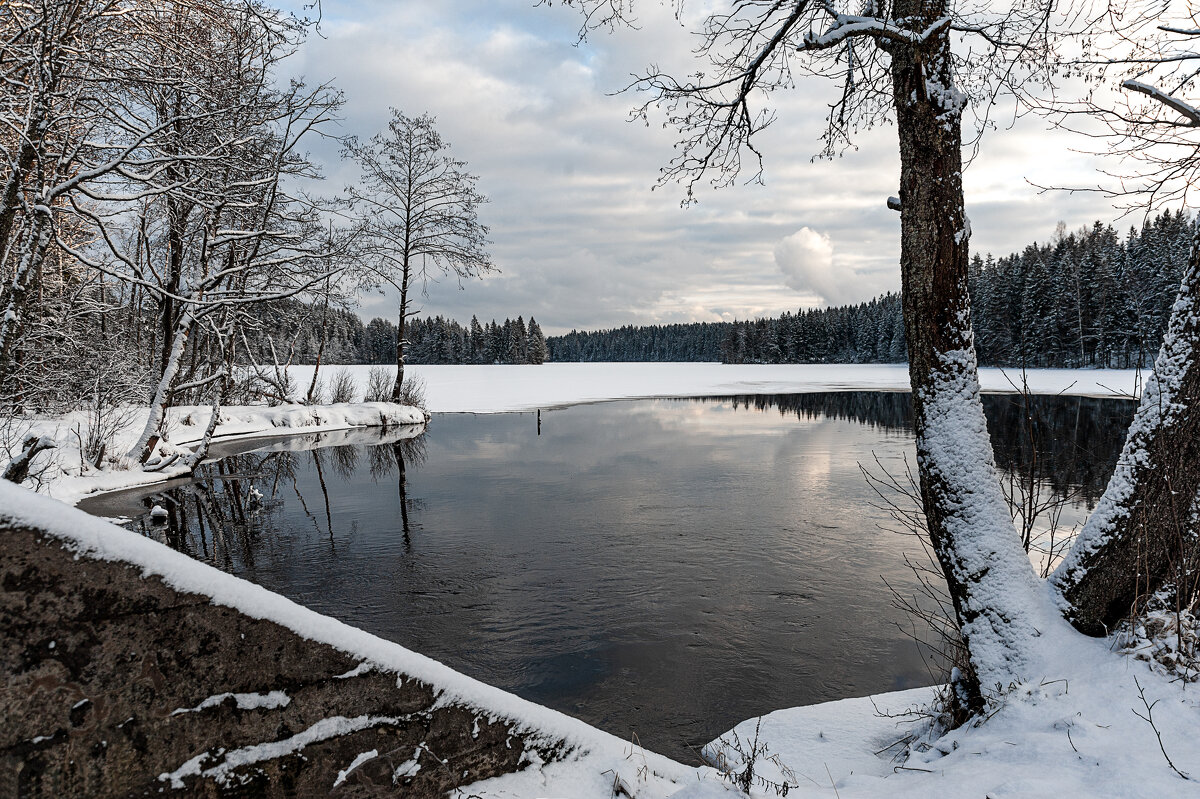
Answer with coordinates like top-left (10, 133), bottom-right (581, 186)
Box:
top-left (706, 718), bottom-right (799, 796)
top-left (395, 374), bottom-right (427, 411)
top-left (364, 366), bottom-right (393, 402)
top-left (328, 368), bottom-right (357, 403)
top-left (240, 365), bottom-right (298, 406)
top-left (305, 375), bottom-right (327, 405)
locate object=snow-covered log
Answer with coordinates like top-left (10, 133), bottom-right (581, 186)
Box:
top-left (1, 435), bottom-right (55, 484)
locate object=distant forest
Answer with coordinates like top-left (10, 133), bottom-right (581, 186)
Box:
top-left (550, 211), bottom-right (1193, 368)
top-left (242, 308), bottom-right (549, 366)
top-left (244, 211), bottom-right (1192, 368)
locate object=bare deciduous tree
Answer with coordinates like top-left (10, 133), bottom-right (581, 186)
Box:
top-left (343, 110), bottom-right (493, 402)
top-left (66, 3), bottom-right (345, 466)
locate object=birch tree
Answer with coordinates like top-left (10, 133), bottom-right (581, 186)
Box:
top-left (343, 110), bottom-right (494, 402)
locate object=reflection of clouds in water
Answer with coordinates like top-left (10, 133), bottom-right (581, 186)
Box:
top-left (90, 394), bottom-right (1133, 765)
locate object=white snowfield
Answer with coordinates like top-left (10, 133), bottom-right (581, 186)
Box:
top-left (292, 362), bottom-right (1143, 414)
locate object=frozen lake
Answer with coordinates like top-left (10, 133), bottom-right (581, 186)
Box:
top-left (82, 391), bottom-right (1135, 763)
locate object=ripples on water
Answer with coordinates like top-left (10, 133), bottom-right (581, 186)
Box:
top-left (82, 391), bottom-right (1134, 763)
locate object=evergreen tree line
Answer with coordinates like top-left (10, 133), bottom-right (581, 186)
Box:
top-left (240, 309), bottom-right (550, 366)
top-left (546, 212), bottom-right (1194, 367)
top-left (546, 322), bottom-right (733, 362)
top-left (235, 212), bottom-right (1192, 369)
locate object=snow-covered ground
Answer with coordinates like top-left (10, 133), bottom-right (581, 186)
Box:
top-left (292, 362), bottom-right (1142, 414)
top-left (15, 402), bottom-right (426, 506)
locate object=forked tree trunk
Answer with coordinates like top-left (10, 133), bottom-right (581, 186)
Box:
top-left (887, 11), bottom-right (1051, 712)
top-left (1053, 223), bottom-right (1200, 634)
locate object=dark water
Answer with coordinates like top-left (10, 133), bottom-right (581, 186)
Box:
top-left (81, 392), bottom-right (1134, 763)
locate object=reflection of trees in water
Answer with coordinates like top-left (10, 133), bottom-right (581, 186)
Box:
top-left (367, 436), bottom-right (428, 540)
top-left (128, 431), bottom-right (428, 568)
top-left (705, 392), bottom-right (1135, 504)
top-left (127, 451), bottom-right (287, 573)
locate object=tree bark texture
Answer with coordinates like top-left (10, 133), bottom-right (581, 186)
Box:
top-left (0, 210), bottom-right (53, 390)
top-left (128, 312), bottom-right (194, 464)
top-left (391, 267), bottom-right (410, 402)
top-left (1053, 223), bottom-right (1200, 634)
top-left (887, 11), bottom-right (1051, 710)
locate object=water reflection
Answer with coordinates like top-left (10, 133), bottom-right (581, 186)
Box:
top-left (702, 392), bottom-right (1134, 504)
top-left (82, 393), bottom-right (1134, 765)
top-left (115, 426), bottom-right (426, 575)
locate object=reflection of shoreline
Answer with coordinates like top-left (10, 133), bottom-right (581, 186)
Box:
top-left (88, 431), bottom-right (429, 572)
top-left (79, 424), bottom-right (425, 519)
top-left (205, 422), bottom-right (425, 459)
top-left (700, 392), bottom-right (1135, 503)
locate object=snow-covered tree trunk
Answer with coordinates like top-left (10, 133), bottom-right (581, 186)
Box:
top-left (0, 209), bottom-right (54, 388)
top-left (392, 275), bottom-right (409, 402)
top-left (128, 311), bottom-right (193, 464)
top-left (0, 122), bottom-right (40, 265)
top-left (887, 10), bottom-right (1051, 710)
top-left (1053, 222), bottom-right (1200, 634)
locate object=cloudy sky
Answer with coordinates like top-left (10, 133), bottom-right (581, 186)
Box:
top-left (280, 1), bottom-right (1123, 335)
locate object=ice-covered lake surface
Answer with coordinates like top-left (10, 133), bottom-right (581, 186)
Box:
top-left (81, 391), bottom-right (1135, 763)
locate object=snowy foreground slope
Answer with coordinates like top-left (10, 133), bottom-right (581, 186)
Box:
top-left (5, 472), bottom-right (1199, 797)
top-left (293, 362), bottom-right (1143, 414)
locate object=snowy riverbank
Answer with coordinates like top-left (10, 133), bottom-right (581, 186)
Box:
top-left (17, 402), bottom-right (426, 506)
top-left (5, 474), bottom-right (1197, 797)
top-left (8, 362), bottom-right (1195, 797)
top-left (16, 362), bottom-right (1139, 507)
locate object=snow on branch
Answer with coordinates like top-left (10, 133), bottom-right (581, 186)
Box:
top-left (1122, 79), bottom-right (1200, 127)
top-left (1159, 25), bottom-right (1200, 37)
top-left (799, 14), bottom-right (952, 52)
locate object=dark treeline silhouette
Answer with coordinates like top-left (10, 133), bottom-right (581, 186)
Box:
top-left (241, 307), bottom-right (549, 366)
top-left (546, 212), bottom-right (1193, 367)
top-left (546, 322), bottom-right (732, 362)
top-left (705, 392), bottom-right (1136, 503)
top-left (719, 294), bottom-right (906, 364)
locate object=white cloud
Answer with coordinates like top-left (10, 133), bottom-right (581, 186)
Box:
top-left (775, 227), bottom-right (890, 306)
top-left (274, 0), bottom-right (1121, 332)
